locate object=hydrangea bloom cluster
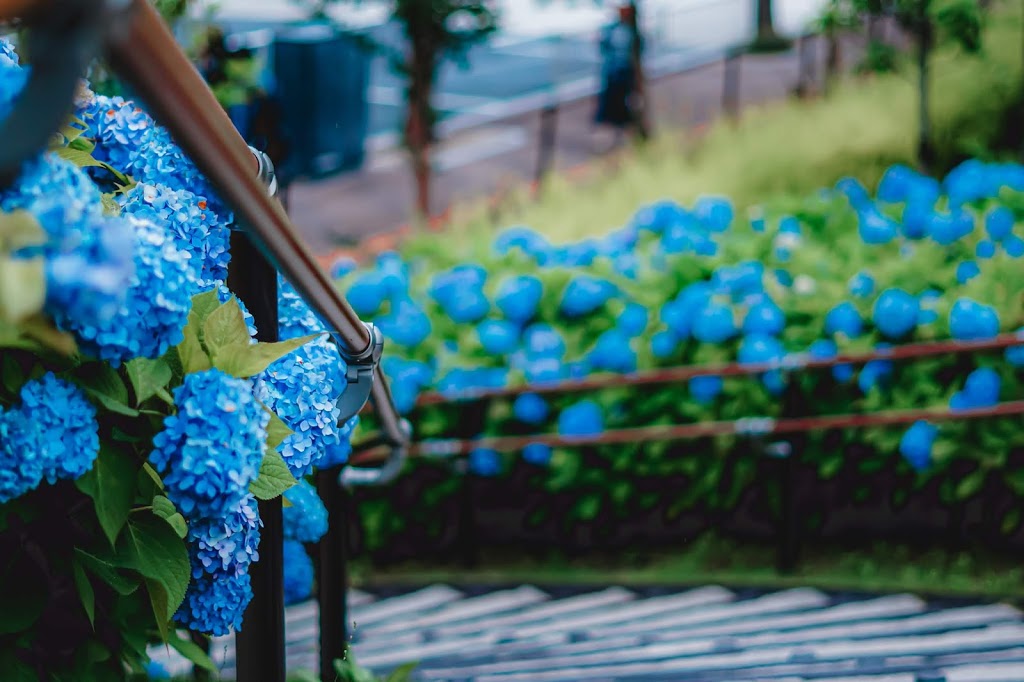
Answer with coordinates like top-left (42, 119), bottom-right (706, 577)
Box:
top-left (75, 95), bottom-right (155, 176)
top-left (255, 278), bottom-right (347, 477)
top-left (282, 480), bottom-right (329, 544)
top-left (0, 373), bottom-right (99, 503)
top-left (283, 540), bottom-right (314, 606)
top-left (175, 495), bottom-right (261, 636)
top-left (120, 182), bottom-right (231, 287)
top-left (150, 369), bottom-right (268, 520)
top-left (72, 216), bottom-right (196, 364)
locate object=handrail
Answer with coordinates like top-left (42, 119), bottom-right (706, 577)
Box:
top-left (0, 0), bottom-right (409, 456)
top-left (412, 333), bottom-right (1024, 406)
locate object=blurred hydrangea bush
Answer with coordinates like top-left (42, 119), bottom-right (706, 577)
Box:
top-left (0, 41), bottom-right (351, 677)
top-left (346, 160), bottom-right (1024, 552)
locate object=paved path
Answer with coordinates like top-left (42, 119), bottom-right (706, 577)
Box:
top-left (286, 31), bottom-right (870, 252)
top-left (150, 583), bottom-right (1024, 680)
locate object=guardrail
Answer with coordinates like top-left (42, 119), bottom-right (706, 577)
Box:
top-left (351, 332), bottom-right (1024, 571)
top-left (0, 1), bottom-right (408, 680)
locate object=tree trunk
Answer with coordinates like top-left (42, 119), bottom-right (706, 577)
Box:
top-left (405, 49), bottom-right (435, 223)
top-left (916, 18), bottom-right (935, 171)
top-left (757, 0), bottom-right (777, 41)
top-left (825, 28), bottom-right (840, 87)
top-left (628, 0), bottom-right (652, 140)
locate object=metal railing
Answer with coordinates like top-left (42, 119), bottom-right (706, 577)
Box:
top-left (0, 0), bottom-right (409, 679)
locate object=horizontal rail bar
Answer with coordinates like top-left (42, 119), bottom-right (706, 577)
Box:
top-left (350, 400), bottom-right (1024, 463)
top-left (413, 334), bottom-right (1023, 406)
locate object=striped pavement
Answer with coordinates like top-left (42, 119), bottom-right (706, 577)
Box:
top-left (149, 585), bottom-right (1024, 681)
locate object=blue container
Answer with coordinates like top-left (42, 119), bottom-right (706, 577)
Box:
top-left (272, 23), bottom-right (371, 180)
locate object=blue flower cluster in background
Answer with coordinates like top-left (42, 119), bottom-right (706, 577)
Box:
top-left (283, 539), bottom-right (314, 605)
top-left (283, 480), bottom-right (329, 544)
top-left (0, 373), bottom-right (99, 504)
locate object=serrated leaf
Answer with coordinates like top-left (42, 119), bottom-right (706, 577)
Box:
top-left (152, 495), bottom-right (188, 539)
top-left (264, 407), bottom-right (294, 456)
top-left (76, 445), bottom-right (139, 546)
top-left (71, 559), bottom-right (96, 628)
top-left (191, 289), bottom-right (222, 325)
top-left (73, 548), bottom-right (139, 596)
top-left (119, 512), bottom-right (190, 621)
top-left (168, 632), bottom-right (217, 672)
top-left (146, 578), bottom-right (171, 643)
top-left (250, 450), bottom-right (298, 499)
top-left (203, 297), bottom-right (251, 354)
top-left (212, 334), bottom-right (317, 378)
top-left (53, 146), bottom-right (104, 168)
top-left (0, 255), bottom-right (45, 323)
top-left (177, 316), bottom-right (212, 375)
top-left (126, 357), bottom-right (172, 405)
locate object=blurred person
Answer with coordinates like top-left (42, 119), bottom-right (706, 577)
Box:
top-left (594, 4), bottom-right (640, 149)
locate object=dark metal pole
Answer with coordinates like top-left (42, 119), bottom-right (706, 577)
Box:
top-left (533, 103), bottom-right (559, 197)
top-left (230, 230), bottom-right (285, 682)
top-left (317, 466), bottom-right (350, 682)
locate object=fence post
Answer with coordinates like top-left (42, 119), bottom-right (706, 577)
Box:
top-left (533, 102), bottom-right (559, 198)
top-left (317, 465), bottom-right (350, 682)
top-left (230, 230), bottom-right (286, 682)
top-left (769, 441), bottom-right (799, 574)
top-left (722, 47), bottom-right (742, 120)
top-left (455, 399), bottom-right (491, 569)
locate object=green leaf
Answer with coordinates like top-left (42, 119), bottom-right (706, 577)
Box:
top-left (145, 577), bottom-right (171, 643)
top-left (168, 632), bottom-right (217, 672)
top-left (177, 317), bottom-right (212, 374)
top-left (152, 495), bottom-right (188, 539)
top-left (126, 357), bottom-right (172, 405)
top-left (118, 512), bottom-right (190, 621)
top-left (264, 407), bottom-right (294, 456)
top-left (204, 297), bottom-right (252, 354)
top-left (955, 469), bottom-right (986, 501)
top-left (71, 559), bottom-right (96, 628)
top-left (74, 548), bottom-right (140, 596)
top-left (74, 362), bottom-right (134, 416)
top-left (0, 651), bottom-right (37, 682)
top-left (0, 255), bottom-right (45, 323)
top-left (212, 334), bottom-right (317, 378)
top-left (0, 210), bottom-right (46, 251)
top-left (53, 146), bottom-right (104, 168)
top-left (191, 289), bottom-right (222, 325)
top-left (385, 662), bottom-right (420, 682)
top-left (76, 445), bottom-right (139, 545)
top-left (250, 450), bottom-right (298, 499)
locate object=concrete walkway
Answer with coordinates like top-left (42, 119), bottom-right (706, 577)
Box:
top-left (287, 32), bottom-right (872, 253)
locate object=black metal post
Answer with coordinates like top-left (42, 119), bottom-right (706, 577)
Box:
top-left (230, 231), bottom-right (286, 682)
top-left (533, 103), bottom-right (559, 197)
top-left (317, 466), bottom-right (349, 682)
top-left (722, 47), bottom-right (742, 120)
top-left (772, 442), bottom-right (799, 574)
top-left (455, 400), bottom-right (490, 569)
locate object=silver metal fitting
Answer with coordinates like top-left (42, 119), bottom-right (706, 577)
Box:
top-left (249, 146), bottom-right (279, 198)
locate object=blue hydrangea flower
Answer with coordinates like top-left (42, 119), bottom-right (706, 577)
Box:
top-left (522, 323), bottom-right (566, 359)
top-left (0, 57), bottom-right (27, 124)
top-left (950, 298), bottom-right (1000, 340)
top-left (120, 182), bottom-right (231, 288)
top-left (873, 288), bottom-right (919, 340)
top-left (18, 373), bottom-right (100, 485)
top-left (76, 95), bottom-right (155, 175)
top-left (848, 272), bottom-right (875, 299)
top-left (346, 271), bottom-right (388, 315)
top-left (951, 367), bottom-right (1001, 410)
top-left (151, 369), bottom-right (268, 520)
top-left (0, 37), bottom-right (19, 67)
top-left (651, 330), bottom-right (677, 358)
top-left (694, 195), bottom-right (733, 232)
top-left (330, 256), bottom-right (357, 279)
top-left (857, 206), bottom-right (898, 244)
top-left (127, 125), bottom-right (228, 219)
top-left (71, 216), bottom-right (196, 364)
top-left (522, 443), bottom-right (553, 466)
top-left (899, 421), bottom-right (937, 471)
top-left (494, 225), bottom-right (550, 257)
top-left (560, 276), bottom-right (617, 318)
top-left (176, 566), bottom-right (252, 635)
top-left (477, 319), bottom-right (519, 355)
top-left (0, 406), bottom-right (45, 504)
top-left (617, 302), bottom-right (649, 336)
top-left (858, 348), bottom-right (894, 394)
top-left (377, 296), bottom-right (432, 348)
top-left (282, 480), bottom-right (329, 544)
top-left (589, 329), bottom-right (637, 374)
top-left (187, 495), bottom-right (261, 578)
top-left (743, 300), bottom-right (785, 336)
top-left (320, 416), bottom-right (359, 469)
top-left (689, 375), bottom-right (723, 404)
top-left (976, 240), bottom-right (997, 259)
top-left (985, 207), bottom-right (1014, 242)
top-left (283, 540), bottom-right (314, 606)
top-left (956, 261), bottom-right (981, 284)
top-left (1006, 329), bottom-right (1024, 367)
top-left (144, 660), bottom-right (171, 681)
top-left (469, 448), bottom-right (503, 476)
top-left (513, 393), bottom-right (549, 425)
top-left (1005, 235), bottom-right (1024, 258)
top-left (692, 302), bottom-right (737, 343)
top-left (558, 400), bottom-right (604, 438)
top-left (496, 275), bottom-right (543, 324)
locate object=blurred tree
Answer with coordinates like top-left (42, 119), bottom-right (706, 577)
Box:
top-left (854, 0), bottom-right (983, 170)
top-left (752, 0), bottom-right (791, 51)
top-left (816, 0), bottom-right (860, 88)
top-left (303, 0), bottom-right (498, 222)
